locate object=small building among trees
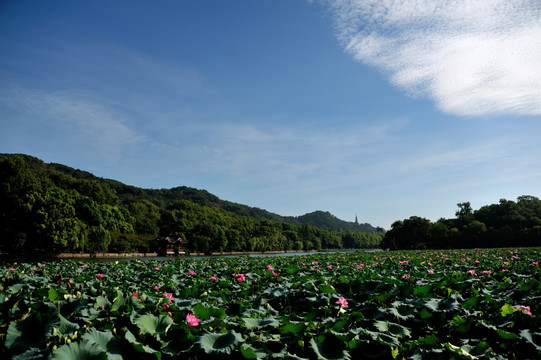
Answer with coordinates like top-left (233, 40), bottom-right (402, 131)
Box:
top-left (151, 236), bottom-right (188, 256)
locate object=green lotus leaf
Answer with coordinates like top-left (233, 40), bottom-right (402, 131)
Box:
top-left (359, 306), bottom-right (386, 320)
top-left (319, 285), bottom-right (336, 294)
top-left (93, 295), bottom-right (111, 310)
top-left (279, 321), bottom-right (306, 335)
top-left (125, 329), bottom-right (160, 354)
top-left (500, 303), bottom-right (518, 317)
top-left (197, 330), bottom-right (243, 354)
top-left (51, 340), bottom-right (105, 360)
top-left (243, 316), bottom-right (279, 329)
top-left (11, 347), bottom-right (44, 360)
top-left (370, 331), bottom-right (400, 347)
top-left (59, 298), bottom-right (87, 318)
top-left (48, 286), bottom-right (59, 301)
top-left (520, 329), bottom-right (541, 351)
top-left (280, 352), bottom-right (310, 360)
top-left (462, 296), bottom-right (480, 309)
top-left (425, 298), bottom-right (459, 312)
top-left (53, 314), bottom-right (79, 337)
top-left (410, 348), bottom-right (445, 360)
top-left (6, 308), bottom-right (58, 353)
top-left (389, 304), bottom-right (417, 320)
top-left (496, 329), bottom-right (518, 340)
top-left (416, 333), bottom-right (439, 346)
top-left (286, 265), bottom-right (300, 275)
top-left (111, 289), bottom-right (127, 311)
top-left (309, 333), bottom-right (350, 360)
top-left (193, 302), bottom-right (227, 320)
top-left (81, 328), bottom-right (123, 359)
top-left (443, 341), bottom-right (492, 360)
top-left (240, 344), bottom-right (266, 359)
top-left (135, 313), bottom-right (174, 338)
top-left (413, 284), bottom-right (432, 296)
top-left (374, 320), bottom-right (411, 338)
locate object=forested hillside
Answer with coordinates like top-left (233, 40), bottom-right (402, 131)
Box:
top-left (381, 198), bottom-right (541, 249)
top-left (0, 154), bottom-right (382, 254)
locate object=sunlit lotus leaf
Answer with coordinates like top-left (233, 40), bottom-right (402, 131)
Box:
top-left (243, 316), bottom-right (279, 329)
top-left (135, 313), bottom-right (173, 338)
top-left (425, 298), bottom-right (459, 312)
top-left (51, 340), bottom-right (105, 360)
top-left (81, 328), bottom-right (123, 360)
top-left (93, 295), bottom-right (111, 310)
top-left (111, 290), bottom-right (127, 311)
top-left (198, 330), bottom-right (243, 354)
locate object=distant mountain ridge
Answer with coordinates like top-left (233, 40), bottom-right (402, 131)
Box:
top-left (3, 154), bottom-right (384, 233)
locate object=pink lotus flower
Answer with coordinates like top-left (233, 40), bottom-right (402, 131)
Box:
top-left (515, 305), bottom-right (532, 315)
top-left (233, 273), bottom-right (245, 282)
top-left (482, 270), bottom-right (492, 275)
top-left (186, 314), bottom-right (200, 328)
top-left (427, 269), bottom-right (434, 274)
top-left (467, 270), bottom-right (476, 276)
top-left (163, 293), bottom-right (174, 303)
top-left (336, 297), bottom-right (349, 309)
top-left (210, 276), bottom-right (217, 281)
top-left (402, 274), bottom-right (410, 279)
top-left (131, 292), bottom-right (139, 298)
top-left (97, 273), bottom-right (105, 279)
top-left (154, 267), bottom-right (160, 271)
top-left (272, 272), bottom-right (278, 277)
top-left (267, 265), bottom-right (275, 271)
top-left (161, 303), bottom-right (172, 312)
top-left (327, 265), bottom-right (333, 270)
top-left (154, 285), bottom-right (160, 291)
top-left (8, 267), bottom-right (16, 271)
top-left (188, 270), bottom-right (195, 275)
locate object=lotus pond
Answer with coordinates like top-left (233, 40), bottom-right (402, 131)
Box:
top-left (1, 248), bottom-right (540, 359)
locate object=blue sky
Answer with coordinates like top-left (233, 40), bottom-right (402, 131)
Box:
top-left (1, 0), bottom-right (540, 229)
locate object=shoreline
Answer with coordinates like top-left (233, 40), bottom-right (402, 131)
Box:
top-left (0, 249), bottom-right (326, 260)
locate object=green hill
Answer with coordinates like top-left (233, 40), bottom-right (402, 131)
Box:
top-left (7, 154), bottom-right (382, 233)
top-left (0, 153), bottom-right (383, 254)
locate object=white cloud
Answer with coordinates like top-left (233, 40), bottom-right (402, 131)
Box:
top-left (326, 0), bottom-right (541, 116)
top-left (0, 87), bottom-right (146, 163)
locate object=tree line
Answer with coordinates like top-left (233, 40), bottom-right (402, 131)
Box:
top-left (0, 154), bottom-right (382, 254)
top-left (381, 197), bottom-right (541, 249)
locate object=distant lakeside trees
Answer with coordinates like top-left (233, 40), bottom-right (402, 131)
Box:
top-left (381, 197), bottom-right (541, 250)
top-left (0, 154), bottom-right (382, 255)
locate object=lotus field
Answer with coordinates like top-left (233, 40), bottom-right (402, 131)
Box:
top-left (1, 248), bottom-right (540, 359)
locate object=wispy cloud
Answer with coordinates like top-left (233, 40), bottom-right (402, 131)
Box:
top-left (325, 0), bottom-right (541, 116)
top-left (0, 87), bottom-right (146, 163)
top-left (176, 119), bottom-right (406, 186)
